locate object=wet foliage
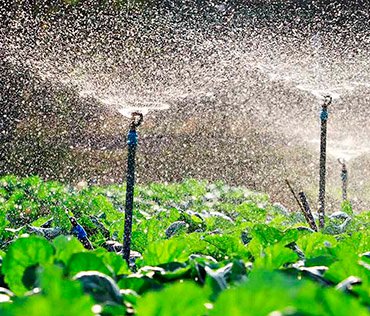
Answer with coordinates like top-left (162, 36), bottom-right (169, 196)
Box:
top-left (1, 2), bottom-right (369, 314)
top-left (0, 176), bottom-right (369, 314)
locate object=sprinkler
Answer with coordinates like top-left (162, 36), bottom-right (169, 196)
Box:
top-left (318, 95), bottom-right (331, 229)
top-left (69, 216), bottom-right (94, 250)
top-left (122, 112), bottom-right (143, 264)
top-left (338, 158), bottom-right (348, 201)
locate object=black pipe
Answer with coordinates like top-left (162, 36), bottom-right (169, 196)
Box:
top-left (318, 96), bottom-right (331, 229)
top-left (299, 192), bottom-right (318, 232)
top-left (285, 179), bottom-right (305, 215)
top-left (122, 112), bottom-right (143, 264)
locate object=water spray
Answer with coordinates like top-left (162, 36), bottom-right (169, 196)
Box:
top-left (123, 112), bottom-right (143, 264)
top-left (338, 158), bottom-right (348, 201)
top-left (318, 96), bottom-right (331, 229)
top-left (298, 192), bottom-right (318, 232)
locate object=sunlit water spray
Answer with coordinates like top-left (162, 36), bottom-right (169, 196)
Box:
top-left (1, 3), bottom-right (370, 207)
top-left (245, 30), bottom-right (370, 161)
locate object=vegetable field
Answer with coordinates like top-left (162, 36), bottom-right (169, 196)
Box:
top-left (0, 176), bottom-right (369, 315)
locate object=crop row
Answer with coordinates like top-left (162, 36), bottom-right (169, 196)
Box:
top-left (0, 176), bottom-right (368, 315)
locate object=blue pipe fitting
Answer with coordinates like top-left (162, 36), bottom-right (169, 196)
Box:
top-left (72, 224), bottom-right (88, 240)
top-left (127, 130), bottom-right (138, 146)
top-left (320, 108), bottom-right (328, 121)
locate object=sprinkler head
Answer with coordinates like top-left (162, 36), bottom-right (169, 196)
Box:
top-left (338, 158), bottom-right (346, 166)
top-left (129, 112), bottom-right (143, 130)
top-left (338, 159), bottom-right (347, 173)
top-left (323, 95), bottom-right (332, 107)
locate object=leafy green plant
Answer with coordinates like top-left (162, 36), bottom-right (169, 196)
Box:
top-left (0, 176), bottom-right (368, 315)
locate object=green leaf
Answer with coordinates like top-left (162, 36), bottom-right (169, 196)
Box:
top-left (0, 210), bottom-right (10, 240)
top-left (333, 232), bottom-right (370, 260)
top-left (136, 282), bottom-right (208, 316)
top-left (235, 201), bottom-right (266, 222)
top-left (253, 243), bottom-right (299, 270)
top-left (325, 259), bottom-right (370, 305)
top-left (139, 263), bottom-right (191, 281)
top-left (2, 236), bottom-right (54, 295)
top-left (203, 234), bottom-right (249, 260)
top-left (251, 224), bottom-right (284, 247)
top-left (211, 270), bottom-right (306, 315)
top-left (73, 271), bottom-right (123, 305)
top-left (211, 270), bottom-right (369, 316)
top-left (141, 238), bottom-right (190, 266)
top-left (131, 230), bottom-right (148, 253)
top-left (296, 232), bottom-right (337, 260)
top-left (118, 276), bottom-right (162, 295)
top-left (53, 235), bottom-right (85, 265)
top-left (0, 265), bottom-right (95, 316)
top-left (67, 252), bottom-right (112, 277)
top-left (204, 261), bottom-right (246, 299)
top-left (319, 287), bottom-right (369, 316)
top-left (341, 200), bottom-right (354, 215)
top-left (93, 248), bottom-right (130, 276)
top-left (100, 304), bottom-right (126, 316)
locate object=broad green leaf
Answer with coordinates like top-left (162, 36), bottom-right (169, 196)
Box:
top-left (131, 230), bottom-right (148, 253)
top-left (203, 234), bottom-right (249, 259)
top-left (92, 195), bottom-right (120, 222)
top-left (254, 243), bottom-right (299, 270)
top-left (235, 201), bottom-right (266, 222)
top-left (141, 238), bottom-right (190, 266)
top-left (211, 270), bottom-right (369, 316)
top-left (333, 232), bottom-right (370, 260)
top-left (93, 249), bottom-right (130, 276)
top-left (139, 263), bottom-right (191, 281)
top-left (0, 265), bottom-right (94, 316)
top-left (251, 224), bottom-right (284, 246)
top-left (118, 276), bottom-right (162, 295)
top-left (325, 259), bottom-right (370, 305)
top-left (53, 235), bottom-right (85, 265)
top-left (2, 236), bottom-right (54, 295)
top-left (319, 287), bottom-right (369, 316)
top-left (101, 304), bottom-right (126, 316)
top-left (341, 200), bottom-right (354, 215)
top-left (211, 270), bottom-right (310, 315)
top-left (73, 271), bottom-right (123, 305)
top-left (136, 282), bottom-right (208, 316)
top-left (204, 261), bottom-right (246, 299)
top-left (67, 252), bottom-right (111, 277)
top-left (296, 232), bottom-right (337, 260)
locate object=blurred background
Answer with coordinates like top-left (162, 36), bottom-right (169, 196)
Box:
top-left (1, 0), bottom-right (369, 211)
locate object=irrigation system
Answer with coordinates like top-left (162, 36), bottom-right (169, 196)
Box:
top-left (318, 96), bottom-right (331, 229)
top-left (123, 112), bottom-right (143, 263)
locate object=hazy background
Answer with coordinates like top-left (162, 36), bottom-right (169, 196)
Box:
top-left (1, 0), bottom-right (369, 211)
